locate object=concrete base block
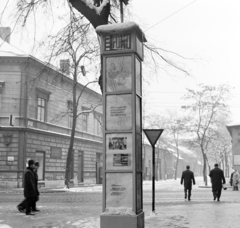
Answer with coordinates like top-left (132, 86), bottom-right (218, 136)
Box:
top-left (100, 211), bottom-right (144, 228)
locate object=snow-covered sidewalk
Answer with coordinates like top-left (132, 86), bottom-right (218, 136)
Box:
top-left (52, 176), bottom-right (228, 193)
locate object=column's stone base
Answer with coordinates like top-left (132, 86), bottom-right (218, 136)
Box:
top-left (100, 211), bottom-right (144, 228)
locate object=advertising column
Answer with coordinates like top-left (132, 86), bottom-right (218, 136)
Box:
top-left (96, 22), bottom-right (146, 228)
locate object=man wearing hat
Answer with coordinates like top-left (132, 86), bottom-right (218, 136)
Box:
top-left (181, 165), bottom-right (196, 201)
top-left (23, 159), bottom-right (37, 215)
top-left (209, 163), bottom-right (226, 201)
top-left (32, 162), bottom-right (40, 212)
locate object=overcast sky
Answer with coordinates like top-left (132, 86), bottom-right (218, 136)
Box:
top-left (131, 0), bottom-right (240, 123)
top-left (1, 0), bottom-right (239, 123)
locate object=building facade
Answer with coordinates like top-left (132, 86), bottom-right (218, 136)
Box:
top-left (143, 141), bottom-right (202, 181)
top-left (0, 36), bottom-right (103, 188)
top-left (227, 122), bottom-right (240, 171)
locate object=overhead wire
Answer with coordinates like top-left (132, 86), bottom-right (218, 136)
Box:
top-left (144, 0), bottom-right (198, 32)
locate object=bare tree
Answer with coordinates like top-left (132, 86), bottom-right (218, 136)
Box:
top-left (1, 0), bottom-right (191, 92)
top-left (167, 116), bottom-right (190, 180)
top-left (207, 121), bottom-right (232, 177)
top-left (42, 14), bottom-right (102, 187)
top-left (182, 84), bottom-right (231, 186)
top-left (1, 0), bottom-right (193, 186)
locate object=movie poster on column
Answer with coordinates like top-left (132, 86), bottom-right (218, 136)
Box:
top-left (135, 57), bottom-right (141, 96)
top-left (136, 96), bottom-right (141, 133)
top-left (106, 94), bottom-right (132, 131)
top-left (106, 133), bottom-right (132, 170)
top-left (106, 56), bottom-right (132, 92)
top-left (106, 173), bottom-right (132, 210)
top-left (136, 172), bottom-right (142, 212)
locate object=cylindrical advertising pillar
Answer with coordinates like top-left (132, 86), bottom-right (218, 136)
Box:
top-left (96, 22), bottom-right (146, 228)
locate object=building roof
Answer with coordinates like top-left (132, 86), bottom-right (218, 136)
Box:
top-left (226, 122), bottom-right (240, 136)
top-left (0, 37), bottom-right (28, 57)
top-left (0, 37), bottom-right (102, 97)
top-left (226, 121), bottom-right (240, 128)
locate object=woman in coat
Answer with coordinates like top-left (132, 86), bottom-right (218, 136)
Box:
top-left (232, 170), bottom-right (240, 191)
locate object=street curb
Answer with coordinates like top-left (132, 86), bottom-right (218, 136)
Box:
top-left (0, 188), bottom-right (68, 194)
top-left (198, 186), bottom-right (232, 189)
top-left (0, 185), bottom-right (102, 194)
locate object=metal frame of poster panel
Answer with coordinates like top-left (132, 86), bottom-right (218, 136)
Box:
top-left (105, 172), bottom-right (133, 210)
top-left (102, 53), bottom-right (137, 212)
top-left (135, 33), bottom-right (144, 61)
top-left (105, 54), bottom-right (133, 94)
top-left (135, 56), bottom-right (142, 97)
top-left (106, 133), bottom-right (133, 171)
top-left (133, 53), bottom-right (143, 214)
top-left (105, 94), bottom-right (133, 131)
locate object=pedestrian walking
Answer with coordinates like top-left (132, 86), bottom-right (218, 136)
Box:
top-left (17, 161), bottom-right (41, 213)
top-left (232, 170), bottom-right (239, 191)
top-left (209, 163), bottom-right (226, 201)
top-left (32, 162), bottom-right (40, 212)
top-left (230, 171), bottom-right (234, 187)
top-left (23, 159), bottom-right (37, 215)
top-left (180, 165), bottom-right (196, 201)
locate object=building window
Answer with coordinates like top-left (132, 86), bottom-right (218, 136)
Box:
top-left (36, 88), bottom-right (51, 122)
top-left (94, 112), bottom-right (102, 136)
top-left (82, 106), bottom-right (91, 132)
top-left (82, 113), bottom-right (88, 132)
top-left (37, 97), bottom-right (46, 121)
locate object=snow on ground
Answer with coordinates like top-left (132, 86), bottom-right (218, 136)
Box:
top-left (52, 176), bottom-right (224, 193)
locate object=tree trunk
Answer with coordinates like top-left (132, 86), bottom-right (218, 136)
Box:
top-left (224, 153), bottom-right (228, 177)
top-left (156, 147), bottom-right (160, 181)
top-left (174, 157), bottom-right (179, 180)
top-left (163, 153), bottom-right (167, 180)
top-left (64, 72), bottom-right (78, 188)
top-left (174, 147), bottom-right (179, 180)
top-left (142, 144), bottom-right (146, 180)
top-left (202, 153), bottom-right (208, 186)
top-left (193, 156), bottom-right (198, 174)
top-left (69, 0), bottom-right (110, 29)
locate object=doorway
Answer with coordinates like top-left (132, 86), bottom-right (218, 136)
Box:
top-left (36, 151), bottom-right (45, 181)
top-left (78, 151), bottom-right (84, 183)
top-left (96, 153), bottom-right (103, 184)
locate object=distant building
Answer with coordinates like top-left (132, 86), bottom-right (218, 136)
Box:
top-left (143, 141), bottom-right (202, 180)
top-left (0, 30), bottom-right (103, 188)
top-left (226, 122), bottom-right (240, 171)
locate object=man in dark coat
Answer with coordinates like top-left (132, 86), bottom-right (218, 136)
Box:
top-left (23, 159), bottom-right (37, 215)
top-left (17, 161), bottom-right (40, 213)
top-left (181, 165), bottom-right (196, 201)
top-left (209, 163), bottom-right (226, 201)
top-left (32, 162), bottom-right (40, 212)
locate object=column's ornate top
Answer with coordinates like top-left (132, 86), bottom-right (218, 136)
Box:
top-left (96, 22), bottom-right (147, 42)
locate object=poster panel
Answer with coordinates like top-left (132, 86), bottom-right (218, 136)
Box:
top-left (136, 36), bottom-right (143, 59)
top-left (106, 94), bottom-right (132, 130)
top-left (136, 96), bottom-right (141, 133)
top-left (136, 134), bottom-right (142, 171)
top-left (106, 173), bottom-right (132, 209)
top-left (106, 56), bottom-right (132, 92)
top-left (136, 172), bottom-right (142, 212)
top-left (106, 133), bottom-right (132, 170)
top-left (135, 57), bottom-right (141, 96)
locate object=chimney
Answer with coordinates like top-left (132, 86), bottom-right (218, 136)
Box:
top-left (0, 27), bottom-right (11, 43)
top-left (60, 59), bottom-right (70, 75)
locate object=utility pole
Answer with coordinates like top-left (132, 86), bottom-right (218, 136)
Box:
top-left (119, 0), bottom-right (129, 23)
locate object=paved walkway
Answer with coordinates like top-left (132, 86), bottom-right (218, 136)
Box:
top-left (0, 178), bottom-right (239, 228)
